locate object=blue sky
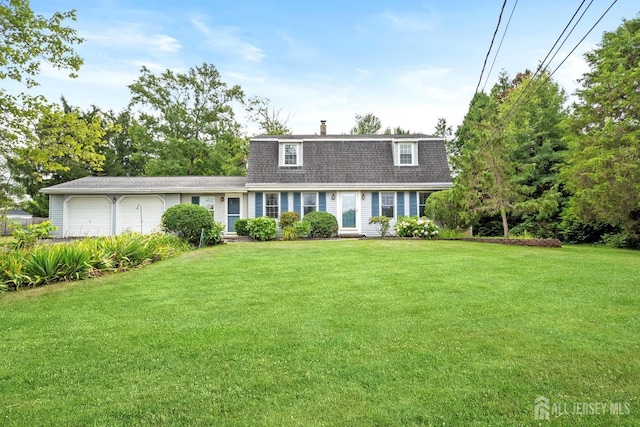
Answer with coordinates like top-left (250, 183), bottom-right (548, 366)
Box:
top-left (21, 0), bottom-right (640, 135)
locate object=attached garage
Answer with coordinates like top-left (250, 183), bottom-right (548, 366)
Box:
top-left (65, 196), bottom-right (113, 237)
top-left (116, 196), bottom-right (165, 234)
top-left (42, 176), bottom-right (249, 238)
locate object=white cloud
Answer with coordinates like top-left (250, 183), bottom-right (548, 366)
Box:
top-left (550, 50), bottom-right (590, 98)
top-left (84, 26), bottom-right (181, 53)
top-left (355, 68), bottom-right (373, 79)
top-left (393, 67), bottom-right (455, 101)
top-left (377, 10), bottom-right (435, 32)
top-left (191, 18), bottom-right (265, 62)
top-left (277, 31), bottom-right (317, 62)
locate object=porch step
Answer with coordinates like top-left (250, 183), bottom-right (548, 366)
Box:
top-left (338, 233), bottom-right (365, 239)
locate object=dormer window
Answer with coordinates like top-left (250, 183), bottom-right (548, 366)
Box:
top-left (399, 143), bottom-right (413, 165)
top-left (279, 141), bottom-right (303, 167)
top-left (284, 144), bottom-right (298, 165)
top-left (394, 140), bottom-right (418, 166)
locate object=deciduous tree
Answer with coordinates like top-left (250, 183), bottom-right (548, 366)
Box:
top-left (128, 63), bottom-right (247, 175)
top-left (0, 0), bottom-right (83, 153)
top-left (350, 113), bottom-right (382, 135)
top-left (7, 103), bottom-right (106, 216)
top-left (246, 96), bottom-right (291, 135)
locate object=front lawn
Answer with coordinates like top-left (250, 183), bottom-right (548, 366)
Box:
top-left (1, 240), bottom-right (638, 425)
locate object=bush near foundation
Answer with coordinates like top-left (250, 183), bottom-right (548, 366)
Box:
top-left (161, 204), bottom-right (223, 246)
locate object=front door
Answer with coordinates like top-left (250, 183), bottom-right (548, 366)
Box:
top-left (227, 197), bottom-right (240, 233)
top-left (341, 192), bottom-right (357, 230)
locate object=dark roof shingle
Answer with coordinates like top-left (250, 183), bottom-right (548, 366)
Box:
top-left (247, 135), bottom-right (452, 184)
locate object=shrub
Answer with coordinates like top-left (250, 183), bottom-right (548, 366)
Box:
top-left (282, 221), bottom-right (312, 241)
top-left (246, 216), bottom-right (277, 241)
top-left (369, 216), bottom-right (391, 238)
top-left (161, 204), bottom-right (223, 246)
top-left (424, 189), bottom-right (468, 230)
top-left (395, 216), bottom-right (439, 239)
top-left (11, 221), bottom-right (57, 249)
top-left (303, 211), bottom-right (338, 238)
top-left (602, 232), bottom-right (640, 249)
top-left (559, 209), bottom-right (618, 244)
top-left (293, 221), bottom-right (311, 238)
top-left (234, 219), bottom-right (250, 236)
top-left (205, 221), bottom-right (225, 245)
top-left (279, 211), bottom-right (300, 229)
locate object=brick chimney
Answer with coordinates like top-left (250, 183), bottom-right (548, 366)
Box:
top-left (320, 120), bottom-right (327, 135)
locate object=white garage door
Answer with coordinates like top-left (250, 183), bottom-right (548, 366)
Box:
top-left (117, 196), bottom-right (165, 234)
top-left (65, 196), bottom-right (113, 237)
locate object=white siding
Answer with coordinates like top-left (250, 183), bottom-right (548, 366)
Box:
top-left (325, 192), bottom-right (338, 219)
top-left (360, 191), bottom-right (377, 236)
top-left (165, 194), bottom-right (180, 208)
top-left (247, 192), bottom-right (255, 219)
top-left (48, 195), bottom-right (65, 238)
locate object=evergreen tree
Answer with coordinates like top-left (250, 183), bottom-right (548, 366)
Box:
top-left (561, 17), bottom-right (640, 238)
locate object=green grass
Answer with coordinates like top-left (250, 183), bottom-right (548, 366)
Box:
top-left (1, 240), bottom-right (638, 426)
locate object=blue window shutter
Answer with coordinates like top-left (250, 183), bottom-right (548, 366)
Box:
top-left (397, 192), bottom-right (405, 217)
top-left (409, 192), bottom-right (418, 216)
top-left (255, 192), bottom-right (263, 217)
top-left (191, 196), bottom-right (200, 205)
top-left (281, 192), bottom-right (289, 212)
top-left (319, 192), bottom-right (326, 212)
top-left (293, 192), bottom-right (301, 216)
top-left (371, 192), bottom-right (379, 216)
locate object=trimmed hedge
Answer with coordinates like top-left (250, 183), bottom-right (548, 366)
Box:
top-left (303, 211), bottom-right (338, 238)
top-left (234, 219), bottom-right (250, 236)
top-left (246, 216), bottom-right (277, 241)
top-left (161, 204), bottom-right (224, 246)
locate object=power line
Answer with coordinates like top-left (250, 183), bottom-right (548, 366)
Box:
top-left (481, 0), bottom-right (520, 93)
top-left (493, 0), bottom-right (594, 132)
top-left (483, 0), bottom-right (619, 148)
top-left (475, 0), bottom-right (509, 94)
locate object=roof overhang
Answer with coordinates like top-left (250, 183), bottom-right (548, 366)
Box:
top-left (42, 186), bottom-right (249, 195)
top-left (245, 182), bottom-right (454, 192)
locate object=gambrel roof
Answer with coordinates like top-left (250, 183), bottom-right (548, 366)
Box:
top-left (247, 134), bottom-right (452, 186)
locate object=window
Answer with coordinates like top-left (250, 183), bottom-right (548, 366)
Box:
top-left (193, 196), bottom-right (215, 216)
top-left (284, 144), bottom-right (297, 165)
top-left (303, 193), bottom-right (317, 216)
top-left (419, 192), bottom-right (432, 217)
top-left (381, 192), bottom-right (395, 218)
top-left (399, 143), bottom-right (413, 165)
top-left (279, 141), bottom-right (303, 167)
top-left (265, 193), bottom-right (279, 219)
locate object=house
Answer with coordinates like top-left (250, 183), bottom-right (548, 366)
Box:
top-left (42, 121), bottom-right (453, 238)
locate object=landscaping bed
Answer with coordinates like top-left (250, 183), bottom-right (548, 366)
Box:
top-left (443, 237), bottom-right (563, 247)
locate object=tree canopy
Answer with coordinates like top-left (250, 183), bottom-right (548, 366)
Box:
top-left (246, 96), bottom-right (291, 135)
top-left (350, 113), bottom-right (382, 135)
top-left (454, 71), bottom-right (566, 237)
top-left (0, 0), bottom-right (83, 152)
top-left (561, 16), bottom-right (640, 235)
top-left (128, 63), bottom-right (248, 176)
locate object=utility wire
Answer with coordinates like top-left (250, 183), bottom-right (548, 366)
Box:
top-left (481, 0), bottom-right (520, 93)
top-left (484, 0), bottom-right (619, 149)
top-left (475, 0), bottom-right (509, 94)
top-left (493, 0), bottom-right (593, 132)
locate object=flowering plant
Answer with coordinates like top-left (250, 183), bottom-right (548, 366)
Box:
top-left (394, 216), bottom-right (439, 239)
